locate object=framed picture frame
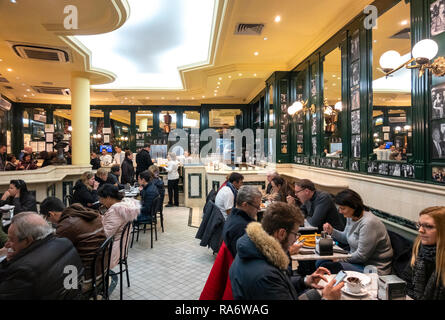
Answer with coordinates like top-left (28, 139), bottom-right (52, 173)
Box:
top-left (350, 33), bottom-right (360, 61)
top-left (431, 0), bottom-right (445, 36)
top-left (432, 82), bottom-right (445, 120)
top-left (432, 166), bottom-right (445, 183)
top-left (351, 61), bottom-right (360, 87)
top-left (351, 86), bottom-right (360, 110)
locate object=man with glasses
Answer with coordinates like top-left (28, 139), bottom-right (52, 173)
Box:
top-left (287, 179), bottom-right (345, 233)
top-left (229, 202), bottom-right (343, 300)
top-left (222, 186), bottom-right (262, 258)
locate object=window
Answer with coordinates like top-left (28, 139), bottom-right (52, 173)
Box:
top-left (209, 109), bottom-right (242, 128)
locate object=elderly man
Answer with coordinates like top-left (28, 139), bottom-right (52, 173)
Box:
top-left (265, 170), bottom-right (279, 195)
top-left (287, 179), bottom-right (345, 232)
top-left (0, 212), bottom-right (84, 299)
top-left (222, 185), bottom-right (262, 258)
top-left (229, 202), bottom-right (344, 300)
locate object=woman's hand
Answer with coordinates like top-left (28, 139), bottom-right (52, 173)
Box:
top-left (286, 195), bottom-right (296, 206)
top-left (1, 191), bottom-right (10, 201)
top-left (323, 223), bottom-right (333, 235)
top-left (304, 267), bottom-right (331, 289)
top-left (93, 181), bottom-right (100, 190)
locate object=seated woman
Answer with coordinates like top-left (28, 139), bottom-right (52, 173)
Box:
top-left (318, 189), bottom-right (393, 275)
top-left (267, 176), bottom-right (291, 203)
top-left (137, 170), bottom-right (160, 222)
top-left (73, 172), bottom-right (100, 209)
top-left (401, 206), bottom-right (445, 300)
top-left (4, 154), bottom-right (19, 171)
top-left (98, 184), bottom-right (140, 270)
top-left (0, 180), bottom-right (37, 214)
top-left (148, 165), bottom-right (165, 206)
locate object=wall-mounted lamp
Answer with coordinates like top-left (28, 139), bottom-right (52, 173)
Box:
top-left (379, 39), bottom-right (445, 78)
top-left (287, 100), bottom-right (314, 116)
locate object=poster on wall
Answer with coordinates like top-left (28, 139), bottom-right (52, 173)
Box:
top-left (37, 141), bottom-right (46, 152)
top-left (350, 33), bottom-right (360, 61)
top-left (351, 86), bottom-right (360, 110)
top-left (432, 82), bottom-right (445, 119)
top-left (45, 133), bottom-right (53, 143)
top-left (311, 117), bottom-right (317, 135)
top-left (312, 136), bottom-right (317, 155)
top-left (24, 134), bottom-right (31, 148)
top-left (432, 166), bottom-right (445, 183)
top-left (280, 94), bottom-right (287, 103)
top-left (351, 135), bottom-right (360, 158)
top-left (46, 143), bottom-right (53, 153)
top-left (431, 0), bottom-right (445, 36)
top-left (44, 124), bottom-right (54, 133)
top-left (351, 61), bottom-right (360, 87)
top-left (432, 121), bottom-right (445, 159)
top-left (351, 110), bottom-right (360, 134)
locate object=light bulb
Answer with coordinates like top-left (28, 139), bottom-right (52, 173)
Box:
top-left (379, 50), bottom-right (401, 70)
top-left (412, 39), bottom-right (438, 61)
top-left (287, 105), bottom-right (297, 116)
top-left (334, 101), bottom-right (343, 111)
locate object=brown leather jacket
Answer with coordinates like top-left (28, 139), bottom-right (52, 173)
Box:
top-left (56, 203), bottom-right (106, 280)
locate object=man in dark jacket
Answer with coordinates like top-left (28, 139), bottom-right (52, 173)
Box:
top-left (229, 202), bottom-right (343, 300)
top-left (109, 164), bottom-right (125, 189)
top-left (136, 145), bottom-right (153, 180)
top-left (121, 151), bottom-right (135, 185)
top-left (137, 170), bottom-right (159, 221)
top-left (287, 179), bottom-right (345, 232)
top-left (90, 152), bottom-right (101, 170)
top-left (222, 185), bottom-right (262, 258)
top-left (40, 197), bottom-right (107, 281)
top-left (0, 212), bottom-right (83, 299)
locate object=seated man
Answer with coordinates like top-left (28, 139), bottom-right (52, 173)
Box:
top-left (214, 172), bottom-right (244, 220)
top-left (108, 164), bottom-right (125, 190)
top-left (39, 197), bottom-right (107, 282)
top-left (95, 168), bottom-right (115, 188)
top-left (0, 212), bottom-right (84, 299)
top-left (287, 179), bottom-right (345, 232)
top-left (137, 170), bottom-right (160, 221)
top-left (229, 202), bottom-right (343, 300)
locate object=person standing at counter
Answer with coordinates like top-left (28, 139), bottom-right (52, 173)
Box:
top-left (4, 154), bottom-right (19, 171)
top-left (99, 148), bottom-right (113, 167)
top-left (113, 145), bottom-right (125, 166)
top-left (286, 179), bottom-right (344, 232)
top-left (121, 151), bottom-right (135, 185)
top-left (20, 153), bottom-right (37, 170)
top-left (215, 172), bottom-right (244, 220)
top-left (401, 206), bottom-right (445, 300)
top-left (90, 152), bottom-right (101, 170)
top-left (136, 144), bottom-right (153, 180)
top-left (0, 180), bottom-right (37, 214)
top-left (165, 153), bottom-right (179, 207)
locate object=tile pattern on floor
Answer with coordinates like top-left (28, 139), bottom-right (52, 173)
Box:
top-left (110, 206), bottom-right (215, 300)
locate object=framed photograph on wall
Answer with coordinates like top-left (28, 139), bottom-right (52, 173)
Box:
top-left (280, 94), bottom-right (287, 103)
top-left (432, 166), bottom-right (445, 183)
top-left (431, 0), bottom-right (445, 36)
top-left (432, 121), bottom-right (445, 159)
top-left (312, 136), bottom-right (317, 155)
top-left (297, 134), bottom-right (303, 143)
top-left (351, 86), bottom-right (360, 110)
top-left (351, 135), bottom-right (360, 158)
top-left (311, 117), bottom-right (317, 135)
top-left (351, 161), bottom-right (360, 172)
top-left (432, 82), bottom-right (445, 119)
top-left (297, 124), bottom-right (304, 132)
top-left (351, 61), bottom-right (360, 87)
top-left (351, 110), bottom-right (360, 135)
top-left (350, 33), bottom-right (360, 61)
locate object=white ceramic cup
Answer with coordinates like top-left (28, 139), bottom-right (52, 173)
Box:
top-left (345, 276), bottom-right (363, 294)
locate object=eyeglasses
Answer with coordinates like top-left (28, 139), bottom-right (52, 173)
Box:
top-left (416, 223), bottom-right (436, 231)
top-left (288, 231), bottom-right (300, 238)
top-left (295, 188), bottom-right (305, 195)
top-left (247, 202), bottom-right (261, 211)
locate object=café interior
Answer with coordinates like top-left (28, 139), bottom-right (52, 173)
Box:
top-left (0, 0), bottom-right (444, 301)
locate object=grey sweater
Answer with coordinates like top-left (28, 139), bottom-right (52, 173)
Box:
top-left (332, 211), bottom-right (393, 275)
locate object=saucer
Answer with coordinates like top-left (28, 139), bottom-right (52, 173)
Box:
top-left (342, 287), bottom-right (368, 297)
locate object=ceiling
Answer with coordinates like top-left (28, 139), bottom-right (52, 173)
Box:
top-left (0, 0), bottom-right (374, 107)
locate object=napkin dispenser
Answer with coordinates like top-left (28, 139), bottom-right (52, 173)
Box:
top-left (315, 236), bottom-right (333, 256)
top-left (377, 275), bottom-right (406, 300)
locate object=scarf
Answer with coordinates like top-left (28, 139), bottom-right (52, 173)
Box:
top-left (226, 182), bottom-right (238, 206)
top-left (410, 245), bottom-right (445, 300)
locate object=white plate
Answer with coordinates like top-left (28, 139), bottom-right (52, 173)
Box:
top-left (342, 287), bottom-right (368, 297)
top-left (344, 271), bottom-right (371, 286)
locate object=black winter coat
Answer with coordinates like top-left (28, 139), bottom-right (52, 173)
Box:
top-left (90, 157), bottom-right (101, 170)
top-left (121, 158), bottom-right (135, 185)
top-left (72, 180), bottom-right (99, 209)
top-left (0, 235), bottom-right (84, 300)
top-left (196, 200), bottom-right (214, 240)
top-left (199, 202), bottom-right (225, 253)
top-left (135, 149), bottom-right (153, 174)
top-left (222, 207), bottom-right (255, 258)
top-left (0, 192), bottom-right (37, 214)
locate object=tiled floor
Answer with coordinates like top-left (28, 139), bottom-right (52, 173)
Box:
top-left (109, 206), bottom-right (215, 300)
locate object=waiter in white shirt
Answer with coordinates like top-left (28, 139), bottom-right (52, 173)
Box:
top-left (214, 172), bottom-right (244, 220)
top-left (113, 145), bottom-right (125, 165)
top-left (165, 153), bottom-right (180, 207)
top-left (99, 148), bottom-right (113, 167)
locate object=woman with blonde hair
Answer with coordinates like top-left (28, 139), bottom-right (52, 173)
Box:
top-left (402, 206), bottom-right (445, 300)
top-left (72, 171), bottom-right (100, 209)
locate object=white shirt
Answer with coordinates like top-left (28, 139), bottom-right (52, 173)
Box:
top-left (214, 186), bottom-right (234, 220)
top-left (113, 151), bottom-right (125, 165)
top-left (100, 154), bottom-right (113, 166)
top-left (166, 160), bottom-right (179, 180)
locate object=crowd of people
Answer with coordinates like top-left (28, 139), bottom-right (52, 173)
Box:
top-left (201, 170), bottom-right (445, 301)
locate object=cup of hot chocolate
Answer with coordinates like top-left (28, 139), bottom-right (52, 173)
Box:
top-left (345, 276), bottom-right (363, 294)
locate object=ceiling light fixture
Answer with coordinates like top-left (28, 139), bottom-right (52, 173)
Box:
top-left (253, 73), bottom-right (257, 77)
top-left (7, 68), bottom-right (12, 72)
top-left (254, 52), bottom-right (259, 56)
top-left (263, 37), bottom-right (268, 41)
top-left (274, 15), bottom-right (281, 23)
top-left (228, 75), bottom-right (232, 78)
top-left (238, 73), bottom-right (243, 76)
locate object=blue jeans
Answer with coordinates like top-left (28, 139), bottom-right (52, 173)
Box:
top-left (316, 260), bottom-right (365, 273)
